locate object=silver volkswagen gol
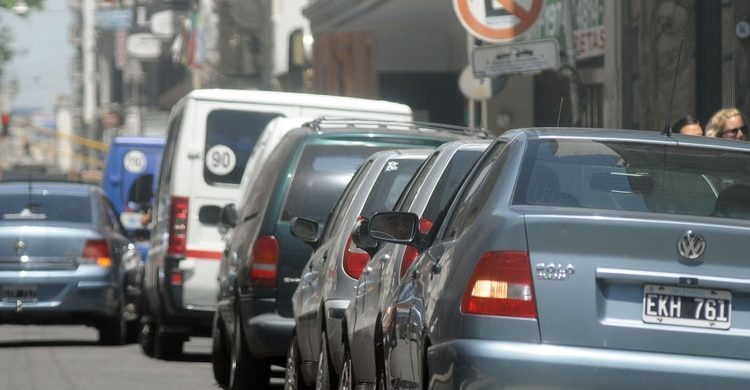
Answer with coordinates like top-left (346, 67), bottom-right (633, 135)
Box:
top-left (369, 128), bottom-right (750, 389)
top-left (288, 148), bottom-right (432, 389)
top-left (339, 139), bottom-right (490, 389)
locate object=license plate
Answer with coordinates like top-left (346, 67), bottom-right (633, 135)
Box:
top-left (2, 285), bottom-right (38, 302)
top-left (642, 284), bottom-right (731, 329)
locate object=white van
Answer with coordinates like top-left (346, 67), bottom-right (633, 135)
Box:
top-left (140, 89), bottom-right (412, 358)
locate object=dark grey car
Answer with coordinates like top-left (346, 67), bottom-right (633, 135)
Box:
top-left (0, 181), bottom-right (140, 345)
top-left (370, 129), bottom-right (750, 389)
top-left (340, 139), bottom-right (490, 389)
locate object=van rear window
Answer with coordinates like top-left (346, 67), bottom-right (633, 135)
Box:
top-left (281, 144), bottom-right (391, 222)
top-left (204, 110), bottom-right (281, 185)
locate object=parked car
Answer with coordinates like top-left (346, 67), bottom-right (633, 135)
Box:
top-left (211, 119), bottom-right (469, 389)
top-left (287, 148), bottom-right (433, 389)
top-left (141, 89), bottom-right (413, 359)
top-left (0, 181), bottom-right (141, 344)
top-left (368, 129), bottom-right (750, 389)
top-left (339, 139), bottom-right (490, 389)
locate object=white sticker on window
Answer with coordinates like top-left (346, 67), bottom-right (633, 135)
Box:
top-left (205, 144), bottom-right (237, 176)
top-left (385, 161), bottom-right (399, 172)
top-left (123, 151), bottom-right (147, 173)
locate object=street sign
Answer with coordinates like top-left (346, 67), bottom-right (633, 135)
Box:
top-left (472, 39), bottom-right (559, 78)
top-left (95, 9), bottom-right (133, 30)
top-left (126, 33), bottom-right (162, 60)
top-left (454, 0), bottom-right (543, 42)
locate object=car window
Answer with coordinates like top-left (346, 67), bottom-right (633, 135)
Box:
top-left (421, 148), bottom-right (486, 223)
top-left (203, 110), bottom-right (281, 185)
top-left (513, 139), bottom-right (750, 220)
top-left (280, 143), bottom-right (393, 223)
top-left (360, 158), bottom-right (424, 218)
top-left (321, 160), bottom-right (373, 242)
top-left (0, 193), bottom-right (92, 224)
top-left (395, 152), bottom-right (439, 212)
top-left (442, 141), bottom-right (508, 241)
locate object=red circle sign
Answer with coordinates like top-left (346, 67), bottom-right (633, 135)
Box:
top-left (454, 0), bottom-right (543, 42)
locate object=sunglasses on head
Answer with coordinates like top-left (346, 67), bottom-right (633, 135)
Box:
top-left (723, 124), bottom-right (748, 135)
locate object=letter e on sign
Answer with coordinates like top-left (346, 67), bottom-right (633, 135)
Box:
top-left (454, 0), bottom-right (544, 42)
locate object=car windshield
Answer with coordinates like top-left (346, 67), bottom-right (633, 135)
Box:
top-left (0, 192), bottom-right (92, 223)
top-left (513, 139), bottom-right (750, 220)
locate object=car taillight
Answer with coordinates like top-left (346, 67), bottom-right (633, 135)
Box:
top-left (250, 235), bottom-right (278, 287)
top-left (170, 270), bottom-right (184, 286)
top-left (82, 239), bottom-right (112, 268)
top-left (168, 196), bottom-right (189, 257)
top-left (461, 251), bottom-right (536, 318)
top-left (399, 218), bottom-right (433, 278)
top-left (343, 234), bottom-right (370, 279)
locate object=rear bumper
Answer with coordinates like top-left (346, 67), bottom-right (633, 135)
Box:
top-left (240, 297), bottom-right (294, 360)
top-left (426, 340), bottom-right (750, 390)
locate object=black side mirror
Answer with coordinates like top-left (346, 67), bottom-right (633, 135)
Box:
top-left (290, 217), bottom-right (321, 248)
top-left (219, 204), bottom-right (238, 228)
top-left (368, 212), bottom-right (418, 244)
top-left (351, 219), bottom-right (379, 257)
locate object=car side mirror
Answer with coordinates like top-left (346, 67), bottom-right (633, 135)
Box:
top-left (290, 217), bottom-right (321, 248)
top-left (352, 219), bottom-right (379, 257)
top-left (219, 203), bottom-right (238, 228)
top-left (368, 212), bottom-right (418, 244)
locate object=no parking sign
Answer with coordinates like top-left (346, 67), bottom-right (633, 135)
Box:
top-left (454, 0), bottom-right (543, 42)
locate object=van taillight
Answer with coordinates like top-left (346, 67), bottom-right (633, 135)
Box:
top-left (82, 239), bottom-right (112, 268)
top-left (343, 234), bottom-right (370, 279)
top-left (168, 196), bottom-right (189, 257)
top-left (251, 235), bottom-right (278, 287)
top-left (460, 251), bottom-right (537, 318)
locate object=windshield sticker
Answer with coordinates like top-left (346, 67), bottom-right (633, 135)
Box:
top-left (123, 151), bottom-right (147, 173)
top-left (385, 161), bottom-right (400, 172)
top-left (205, 144), bottom-right (237, 176)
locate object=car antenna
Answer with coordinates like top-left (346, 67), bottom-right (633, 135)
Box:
top-left (661, 36), bottom-right (685, 137)
top-left (556, 97), bottom-right (565, 127)
top-left (26, 171), bottom-right (33, 210)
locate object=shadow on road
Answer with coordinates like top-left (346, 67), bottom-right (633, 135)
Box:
top-left (159, 351), bottom-right (212, 363)
top-left (0, 339), bottom-right (100, 348)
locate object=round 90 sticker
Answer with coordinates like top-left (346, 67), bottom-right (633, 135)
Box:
top-left (205, 145), bottom-right (237, 176)
top-left (123, 150), bottom-right (147, 173)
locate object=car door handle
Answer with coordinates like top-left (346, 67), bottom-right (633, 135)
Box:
top-left (430, 263), bottom-right (441, 274)
top-left (380, 254), bottom-right (390, 263)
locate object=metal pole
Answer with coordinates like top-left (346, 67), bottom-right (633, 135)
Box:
top-left (467, 32), bottom-right (476, 128)
top-left (82, 0), bottom-right (96, 169)
top-left (562, 0), bottom-right (580, 126)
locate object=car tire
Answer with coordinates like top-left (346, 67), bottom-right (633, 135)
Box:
top-left (338, 346), bottom-right (354, 390)
top-left (229, 305), bottom-right (269, 389)
top-left (315, 332), bottom-right (337, 390)
top-left (212, 312), bottom-right (230, 388)
top-left (154, 324), bottom-right (183, 360)
top-left (139, 319), bottom-right (155, 356)
top-left (284, 332), bottom-right (311, 390)
top-left (97, 296), bottom-right (127, 345)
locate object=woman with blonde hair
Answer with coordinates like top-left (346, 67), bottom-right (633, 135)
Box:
top-left (705, 107), bottom-right (747, 140)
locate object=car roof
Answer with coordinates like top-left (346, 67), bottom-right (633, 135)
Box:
top-left (299, 119), bottom-right (489, 140)
top-left (111, 136), bottom-right (165, 146)
top-left (0, 181), bottom-right (97, 195)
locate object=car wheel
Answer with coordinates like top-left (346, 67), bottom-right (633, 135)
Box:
top-left (97, 296), bottom-right (127, 345)
top-left (315, 332), bottom-right (337, 390)
top-left (284, 332), bottom-right (312, 390)
top-left (229, 305), bottom-right (269, 389)
top-left (212, 313), bottom-right (230, 388)
top-left (154, 324), bottom-right (183, 360)
top-left (338, 346), bottom-right (354, 390)
top-left (139, 319), bottom-right (155, 356)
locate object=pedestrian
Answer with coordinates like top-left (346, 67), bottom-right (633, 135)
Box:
top-left (672, 114), bottom-right (703, 136)
top-left (705, 107), bottom-right (747, 140)
top-left (1, 112), bottom-right (10, 137)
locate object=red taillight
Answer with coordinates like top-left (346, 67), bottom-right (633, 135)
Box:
top-left (343, 234), bottom-right (370, 279)
top-left (168, 196), bottom-right (189, 257)
top-left (250, 235), bottom-right (278, 287)
top-left (399, 218), bottom-right (433, 278)
top-left (460, 251), bottom-right (537, 318)
top-left (82, 239), bottom-right (112, 268)
top-left (170, 270), bottom-right (184, 286)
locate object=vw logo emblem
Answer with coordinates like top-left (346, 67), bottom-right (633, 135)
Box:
top-left (677, 230), bottom-right (705, 260)
top-left (14, 239), bottom-right (27, 254)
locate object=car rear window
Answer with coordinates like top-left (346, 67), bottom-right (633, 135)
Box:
top-left (360, 158), bottom-right (424, 218)
top-left (513, 139), bottom-right (750, 220)
top-left (281, 144), bottom-right (392, 222)
top-left (203, 110), bottom-right (281, 185)
top-left (0, 193), bottom-right (92, 223)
